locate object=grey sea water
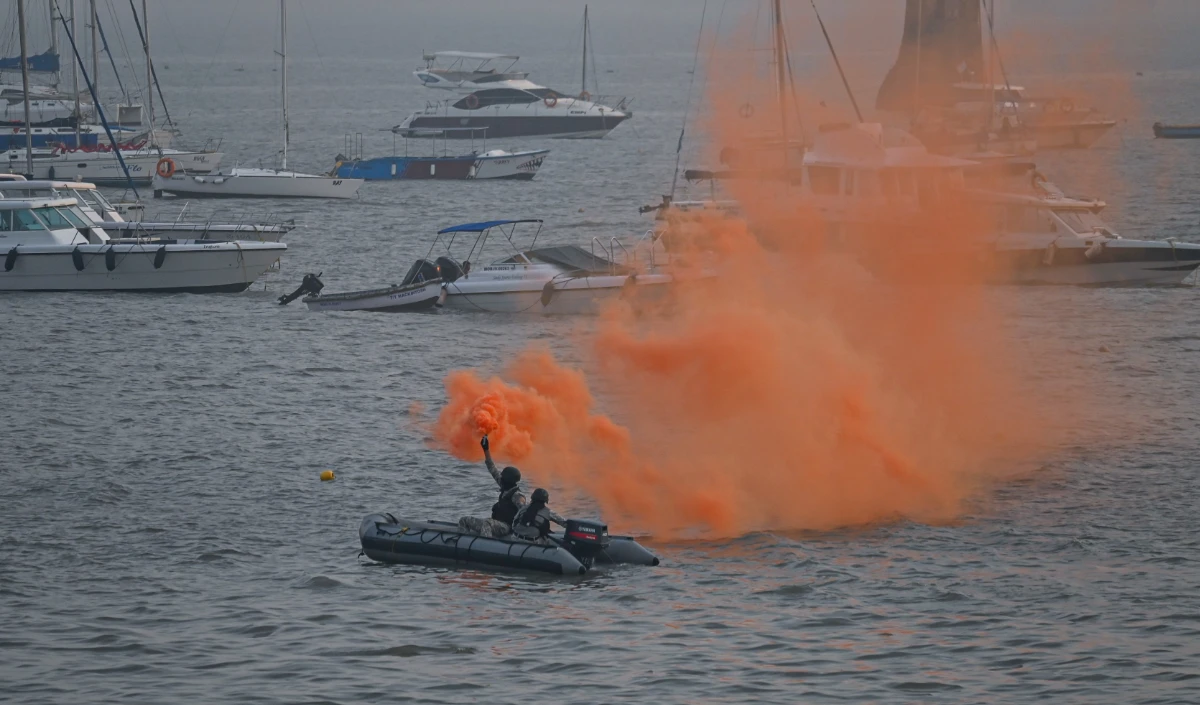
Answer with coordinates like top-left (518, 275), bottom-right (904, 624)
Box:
top-left (3, 2), bottom-right (1200, 703)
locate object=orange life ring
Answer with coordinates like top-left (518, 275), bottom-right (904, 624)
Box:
top-left (156, 157), bottom-right (177, 179)
top-left (544, 95), bottom-right (558, 108)
top-left (464, 93), bottom-right (480, 109)
top-left (578, 90), bottom-right (591, 101)
top-left (12, 127), bottom-right (18, 134)
top-left (1060, 99), bottom-right (1075, 114)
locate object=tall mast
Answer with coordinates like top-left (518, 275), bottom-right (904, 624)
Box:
top-left (48, 0), bottom-right (60, 89)
top-left (90, 0), bottom-right (98, 103)
top-left (280, 0), bottom-right (288, 170)
top-left (70, 0), bottom-right (80, 142)
top-left (772, 0), bottom-right (788, 155)
top-left (18, 0), bottom-right (34, 176)
top-left (142, 0), bottom-right (153, 141)
top-left (580, 5), bottom-right (588, 96)
top-left (984, 0), bottom-right (995, 129)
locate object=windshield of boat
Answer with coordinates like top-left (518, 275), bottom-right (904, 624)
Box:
top-left (1054, 209), bottom-right (1108, 234)
top-left (31, 206), bottom-right (77, 230)
top-left (0, 208), bottom-right (48, 231)
top-left (452, 88), bottom-right (539, 110)
top-left (57, 206), bottom-right (92, 228)
top-left (71, 188), bottom-right (112, 211)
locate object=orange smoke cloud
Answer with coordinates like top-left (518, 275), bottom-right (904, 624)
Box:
top-left (430, 25), bottom-right (1092, 539)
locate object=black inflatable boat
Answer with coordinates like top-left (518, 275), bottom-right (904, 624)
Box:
top-left (359, 513), bottom-right (660, 576)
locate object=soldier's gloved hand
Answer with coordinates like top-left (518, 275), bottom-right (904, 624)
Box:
top-left (481, 435), bottom-right (489, 451)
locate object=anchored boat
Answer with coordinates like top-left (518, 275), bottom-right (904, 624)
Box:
top-left (1152, 123), bottom-right (1200, 139)
top-left (332, 128), bottom-right (547, 181)
top-left (360, 513), bottom-right (659, 576)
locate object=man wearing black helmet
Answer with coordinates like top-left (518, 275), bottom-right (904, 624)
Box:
top-left (457, 435), bottom-right (527, 538)
top-left (511, 487), bottom-right (567, 542)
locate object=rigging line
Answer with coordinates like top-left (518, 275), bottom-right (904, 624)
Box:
top-left (297, 1), bottom-right (330, 81)
top-left (104, 0), bottom-right (142, 100)
top-left (809, 0), bottom-right (862, 123)
top-left (94, 11), bottom-right (127, 99)
top-left (780, 21), bottom-right (806, 145)
top-left (127, 0), bottom-right (174, 127)
top-left (52, 0), bottom-right (139, 197)
top-left (981, 0), bottom-right (1022, 129)
top-left (669, 0), bottom-right (709, 201)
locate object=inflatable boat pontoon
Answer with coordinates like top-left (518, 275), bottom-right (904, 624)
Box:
top-left (359, 513), bottom-right (659, 576)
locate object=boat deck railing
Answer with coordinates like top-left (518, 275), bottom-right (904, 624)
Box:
top-left (590, 230), bottom-right (669, 275)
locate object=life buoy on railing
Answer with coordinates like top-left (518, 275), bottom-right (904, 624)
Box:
top-left (578, 90), bottom-right (591, 102)
top-left (738, 103), bottom-right (755, 119)
top-left (544, 95), bottom-right (558, 108)
top-left (156, 157), bottom-right (177, 179)
top-left (11, 127), bottom-right (19, 134)
top-left (1060, 99), bottom-right (1075, 114)
top-left (464, 93), bottom-right (480, 109)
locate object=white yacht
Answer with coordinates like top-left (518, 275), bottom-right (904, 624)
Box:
top-left (0, 196), bottom-right (286, 293)
top-left (4, 145), bottom-right (222, 185)
top-left (396, 80), bottom-right (631, 140)
top-left (413, 51), bottom-right (528, 91)
top-left (664, 123), bottom-right (1200, 286)
top-left (0, 177), bottom-right (292, 242)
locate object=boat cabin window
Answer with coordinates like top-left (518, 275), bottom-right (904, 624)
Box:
top-left (453, 88), bottom-right (538, 110)
top-left (31, 207), bottom-right (76, 230)
top-left (808, 166), bottom-right (841, 195)
top-left (525, 88), bottom-right (566, 100)
top-left (1054, 210), bottom-right (1107, 235)
top-left (999, 205), bottom-right (1055, 233)
top-left (71, 189), bottom-right (109, 211)
top-left (58, 206), bottom-right (92, 228)
top-left (0, 209), bottom-right (48, 231)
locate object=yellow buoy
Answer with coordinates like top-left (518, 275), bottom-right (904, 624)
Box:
top-left (320, 470), bottom-right (336, 482)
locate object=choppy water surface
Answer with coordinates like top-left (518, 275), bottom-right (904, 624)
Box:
top-left (4, 7), bottom-right (1200, 703)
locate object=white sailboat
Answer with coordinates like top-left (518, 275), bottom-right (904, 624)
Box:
top-left (151, 0), bottom-right (362, 199)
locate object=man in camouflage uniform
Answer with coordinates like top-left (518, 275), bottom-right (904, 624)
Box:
top-left (457, 436), bottom-right (526, 538)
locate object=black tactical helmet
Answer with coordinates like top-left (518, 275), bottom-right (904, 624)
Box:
top-left (531, 487), bottom-right (549, 504)
top-left (500, 466), bottom-right (521, 488)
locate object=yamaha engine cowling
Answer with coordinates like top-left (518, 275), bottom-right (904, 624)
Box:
top-left (562, 519), bottom-right (611, 568)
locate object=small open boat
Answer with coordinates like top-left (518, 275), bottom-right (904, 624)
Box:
top-left (300, 260), bottom-right (443, 312)
top-left (1152, 122), bottom-right (1200, 139)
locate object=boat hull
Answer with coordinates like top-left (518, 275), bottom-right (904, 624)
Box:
top-left (0, 241), bottom-right (286, 292)
top-left (4, 150), bottom-right (223, 185)
top-left (398, 114), bottom-right (627, 139)
top-left (1025, 119), bottom-right (1117, 149)
top-left (991, 239), bottom-right (1200, 286)
top-left (443, 273), bottom-right (673, 314)
top-left (304, 281), bottom-right (442, 311)
top-left (1152, 123), bottom-right (1200, 139)
top-left (334, 150), bottom-right (547, 180)
top-left (152, 172), bottom-right (362, 199)
top-left (359, 514), bottom-right (659, 576)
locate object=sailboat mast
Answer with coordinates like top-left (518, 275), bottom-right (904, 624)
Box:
top-left (70, 0), bottom-right (80, 142)
top-left (142, 0), bottom-right (153, 140)
top-left (984, 0), bottom-right (995, 126)
top-left (581, 5), bottom-right (588, 96)
top-left (90, 0), bottom-right (98, 100)
top-left (772, 0), bottom-right (788, 152)
top-left (280, 0), bottom-right (288, 170)
top-left (18, 0), bottom-right (34, 176)
top-left (48, 0), bottom-right (60, 89)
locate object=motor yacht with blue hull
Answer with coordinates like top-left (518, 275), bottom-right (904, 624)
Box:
top-left (0, 197), bottom-right (286, 293)
top-left (360, 514), bottom-right (660, 577)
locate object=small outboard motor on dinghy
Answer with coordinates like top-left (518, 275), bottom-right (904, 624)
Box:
top-left (434, 257), bottom-right (465, 283)
top-left (561, 519), bottom-right (611, 569)
top-left (278, 272), bottom-right (324, 305)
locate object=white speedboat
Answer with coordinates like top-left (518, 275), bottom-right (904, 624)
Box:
top-left (0, 196), bottom-right (286, 292)
top-left (425, 219), bottom-right (674, 314)
top-left (151, 1), bottom-right (361, 200)
top-left (413, 51), bottom-right (528, 91)
top-left (0, 177), bottom-right (293, 242)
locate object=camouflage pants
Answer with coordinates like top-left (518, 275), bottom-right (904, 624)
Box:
top-left (457, 516), bottom-right (512, 538)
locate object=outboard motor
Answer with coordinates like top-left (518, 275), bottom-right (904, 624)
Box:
top-left (561, 519), bottom-right (611, 569)
top-left (401, 258), bottom-right (441, 286)
top-left (277, 272), bottom-right (324, 305)
top-left (434, 256), bottom-right (465, 283)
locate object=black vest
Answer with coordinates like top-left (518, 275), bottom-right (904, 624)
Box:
top-left (513, 501), bottom-right (550, 538)
top-left (491, 486), bottom-right (521, 524)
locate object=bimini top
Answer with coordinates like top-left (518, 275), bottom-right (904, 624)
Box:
top-left (437, 219), bottom-right (542, 234)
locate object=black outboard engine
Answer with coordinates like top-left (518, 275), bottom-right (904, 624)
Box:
top-left (401, 259), bottom-right (441, 286)
top-left (561, 519), bottom-right (611, 569)
top-left (277, 272), bottom-right (324, 305)
top-left (434, 256), bottom-right (465, 283)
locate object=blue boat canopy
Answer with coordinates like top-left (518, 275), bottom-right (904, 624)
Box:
top-left (437, 219), bottom-right (542, 234)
